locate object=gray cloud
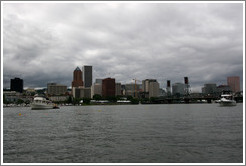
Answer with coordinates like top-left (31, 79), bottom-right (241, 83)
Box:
top-left (2, 2), bottom-right (243, 92)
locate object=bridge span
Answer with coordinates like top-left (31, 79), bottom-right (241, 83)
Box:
top-left (146, 95), bottom-right (243, 104)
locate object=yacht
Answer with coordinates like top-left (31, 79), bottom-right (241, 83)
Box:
top-left (219, 93), bottom-right (236, 106)
top-left (31, 96), bottom-right (55, 110)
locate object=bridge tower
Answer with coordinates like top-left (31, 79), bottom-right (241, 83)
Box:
top-left (166, 80), bottom-right (171, 97)
top-left (184, 77), bottom-right (190, 96)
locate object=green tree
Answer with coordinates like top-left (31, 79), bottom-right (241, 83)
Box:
top-left (83, 98), bottom-right (91, 105)
top-left (72, 98), bottom-right (81, 105)
top-left (66, 96), bottom-right (73, 103)
top-left (126, 95), bottom-right (133, 100)
top-left (93, 94), bottom-right (102, 100)
top-left (150, 97), bottom-right (159, 103)
top-left (130, 98), bottom-right (139, 104)
top-left (106, 96), bottom-right (117, 102)
top-left (16, 99), bottom-right (24, 105)
top-left (30, 92), bottom-right (36, 96)
top-left (116, 95), bottom-right (124, 100)
top-left (3, 94), bottom-right (8, 104)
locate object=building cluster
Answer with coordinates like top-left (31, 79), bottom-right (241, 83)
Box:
top-left (202, 76), bottom-right (241, 96)
top-left (69, 66), bottom-right (162, 100)
top-left (166, 77), bottom-right (190, 97)
top-left (3, 65), bottom-right (242, 104)
top-left (3, 78), bottom-right (32, 103)
top-left (44, 66), bottom-right (242, 101)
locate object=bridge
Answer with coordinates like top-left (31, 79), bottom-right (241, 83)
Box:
top-left (158, 96), bottom-right (217, 104)
top-left (143, 95), bottom-right (243, 104)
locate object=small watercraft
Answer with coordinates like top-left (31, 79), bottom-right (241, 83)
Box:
top-left (219, 93), bottom-right (236, 106)
top-left (31, 96), bottom-right (56, 110)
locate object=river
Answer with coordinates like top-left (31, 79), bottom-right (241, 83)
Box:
top-left (3, 103), bottom-right (243, 163)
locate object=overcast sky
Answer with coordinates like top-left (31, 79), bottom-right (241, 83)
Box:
top-left (2, 2), bottom-right (244, 92)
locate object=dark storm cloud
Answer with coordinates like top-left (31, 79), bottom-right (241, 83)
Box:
top-left (2, 2), bottom-right (243, 91)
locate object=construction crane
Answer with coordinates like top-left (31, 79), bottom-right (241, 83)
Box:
top-left (132, 78), bottom-right (141, 98)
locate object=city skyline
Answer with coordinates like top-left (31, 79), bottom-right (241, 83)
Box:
top-left (4, 73), bottom-right (242, 94)
top-left (2, 2), bottom-right (244, 92)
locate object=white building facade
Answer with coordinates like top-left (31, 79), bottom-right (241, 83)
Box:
top-left (142, 79), bottom-right (160, 98)
top-left (91, 83), bottom-right (102, 98)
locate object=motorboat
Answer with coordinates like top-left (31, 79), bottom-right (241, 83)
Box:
top-left (31, 96), bottom-right (56, 110)
top-left (219, 94), bottom-right (236, 106)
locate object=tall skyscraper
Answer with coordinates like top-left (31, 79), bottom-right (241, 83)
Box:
top-left (102, 78), bottom-right (115, 97)
top-left (227, 76), bottom-right (240, 93)
top-left (10, 77), bottom-right (23, 93)
top-left (72, 67), bottom-right (83, 88)
top-left (83, 66), bottom-right (92, 88)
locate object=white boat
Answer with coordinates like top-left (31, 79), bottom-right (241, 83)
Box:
top-left (31, 96), bottom-right (55, 110)
top-left (219, 94), bottom-right (236, 106)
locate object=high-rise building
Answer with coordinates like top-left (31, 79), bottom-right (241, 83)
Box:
top-left (227, 76), bottom-right (240, 93)
top-left (123, 83), bottom-right (135, 97)
top-left (149, 81), bottom-right (160, 98)
top-left (72, 67), bottom-right (83, 88)
top-left (91, 83), bottom-right (102, 98)
top-left (142, 79), bottom-right (159, 98)
top-left (73, 87), bottom-right (91, 99)
top-left (102, 78), bottom-right (115, 97)
top-left (172, 83), bottom-right (185, 96)
top-left (83, 66), bottom-right (92, 88)
top-left (115, 83), bottom-right (122, 96)
top-left (47, 83), bottom-right (67, 95)
top-left (10, 77), bottom-right (23, 93)
top-left (142, 79), bottom-right (156, 92)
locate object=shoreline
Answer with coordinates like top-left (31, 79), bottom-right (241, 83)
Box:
top-left (3, 102), bottom-right (232, 108)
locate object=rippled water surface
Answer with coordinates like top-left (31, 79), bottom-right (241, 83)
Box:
top-left (3, 104), bottom-right (243, 163)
